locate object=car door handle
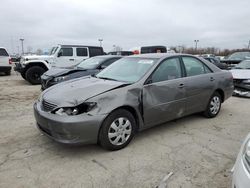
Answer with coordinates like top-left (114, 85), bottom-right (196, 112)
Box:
top-left (69, 59), bottom-right (75, 61)
top-left (210, 77), bottom-right (215, 81)
top-left (178, 83), bottom-right (184, 88)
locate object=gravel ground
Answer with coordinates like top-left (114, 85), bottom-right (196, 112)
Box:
top-left (0, 72), bottom-right (250, 188)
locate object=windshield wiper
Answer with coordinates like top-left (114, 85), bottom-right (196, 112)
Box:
top-left (97, 76), bottom-right (119, 81)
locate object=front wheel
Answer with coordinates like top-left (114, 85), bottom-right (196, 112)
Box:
top-left (99, 109), bottom-right (136, 150)
top-left (204, 92), bottom-right (222, 118)
top-left (20, 72), bottom-right (26, 79)
top-left (25, 66), bottom-right (45, 85)
top-left (5, 71), bottom-right (11, 75)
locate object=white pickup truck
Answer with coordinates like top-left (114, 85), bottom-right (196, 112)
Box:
top-left (14, 44), bottom-right (104, 84)
top-left (0, 47), bottom-right (12, 75)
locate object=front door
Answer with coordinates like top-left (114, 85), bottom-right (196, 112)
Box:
top-left (143, 57), bottom-right (186, 127)
top-left (54, 47), bottom-right (78, 68)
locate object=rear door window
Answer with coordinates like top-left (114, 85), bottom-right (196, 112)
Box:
top-left (0, 49), bottom-right (9, 56)
top-left (182, 57), bottom-right (212, 77)
top-left (76, 48), bottom-right (88, 56)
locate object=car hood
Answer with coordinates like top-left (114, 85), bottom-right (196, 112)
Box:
top-left (22, 55), bottom-right (53, 61)
top-left (44, 67), bottom-right (80, 77)
top-left (230, 69), bottom-right (250, 79)
top-left (42, 77), bottom-right (127, 107)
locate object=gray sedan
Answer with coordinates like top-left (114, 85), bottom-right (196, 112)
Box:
top-left (34, 53), bottom-right (234, 150)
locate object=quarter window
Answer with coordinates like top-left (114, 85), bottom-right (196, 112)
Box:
top-left (151, 58), bottom-right (182, 83)
top-left (89, 48), bottom-right (103, 57)
top-left (182, 57), bottom-right (212, 76)
top-left (59, 48), bottom-right (73, 56)
top-left (76, 48), bottom-right (88, 56)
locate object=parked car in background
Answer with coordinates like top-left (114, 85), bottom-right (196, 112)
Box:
top-left (0, 47), bottom-right (12, 75)
top-left (14, 44), bottom-right (104, 84)
top-left (232, 133), bottom-right (250, 188)
top-left (107, 51), bottom-right (134, 56)
top-left (230, 60), bottom-right (250, 97)
top-left (130, 45), bottom-right (167, 54)
top-left (203, 57), bottom-right (228, 70)
top-left (221, 51), bottom-right (250, 68)
top-left (34, 53), bottom-right (233, 150)
top-left (41, 55), bottom-right (121, 90)
top-left (10, 54), bottom-right (21, 62)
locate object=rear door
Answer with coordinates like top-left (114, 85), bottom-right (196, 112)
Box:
top-left (181, 56), bottom-right (215, 115)
top-left (0, 48), bottom-right (9, 66)
top-left (143, 57), bottom-right (186, 127)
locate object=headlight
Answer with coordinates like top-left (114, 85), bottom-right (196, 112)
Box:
top-left (54, 76), bottom-right (69, 82)
top-left (242, 138), bottom-right (250, 172)
top-left (242, 79), bottom-right (250, 84)
top-left (53, 102), bottom-right (96, 116)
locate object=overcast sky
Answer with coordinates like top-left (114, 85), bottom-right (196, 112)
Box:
top-left (1, 0), bottom-right (250, 54)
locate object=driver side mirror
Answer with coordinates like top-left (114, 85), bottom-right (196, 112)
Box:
top-left (57, 51), bottom-right (62, 57)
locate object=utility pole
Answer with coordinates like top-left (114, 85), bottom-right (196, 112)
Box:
top-left (20, 38), bottom-right (24, 55)
top-left (194, 39), bottom-right (199, 53)
top-left (248, 40), bottom-right (250, 50)
top-left (98, 39), bottom-right (103, 47)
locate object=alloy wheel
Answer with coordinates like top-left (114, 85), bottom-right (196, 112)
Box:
top-left (108, 117), bottom-right (132, 146)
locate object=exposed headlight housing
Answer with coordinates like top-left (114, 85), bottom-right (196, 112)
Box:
top-left (37, 93), bottom-right (43, 102)
top-left (242, 138), bottom-right (250, 173)
top-left (53, 102), bottom-right (96, 116)
top-left (53, 76), bottom-right (69, 82)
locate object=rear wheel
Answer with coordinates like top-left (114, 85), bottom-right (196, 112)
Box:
top-left (99, 109), bottom-right (136, 150)
top-left (204, 92), bottom-right (221, 118)
top-left (25, 66), bottom-right (45, 85)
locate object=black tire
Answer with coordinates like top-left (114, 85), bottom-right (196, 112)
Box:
top-left (25, 66), bottom-right (45, 85)
top-left (203, 92), bottom-right (222, 118)
top-left (21, 72), bottom-right (26, 79)
top-left (99, 109), bottom-right (136, 151)
top-left (5, 71), bottom-right (11, 76)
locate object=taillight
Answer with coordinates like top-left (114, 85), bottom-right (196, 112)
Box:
top-left (133, 50), bottom-right (140, 55)
top-left (9, 58), bottom-right (12, 65)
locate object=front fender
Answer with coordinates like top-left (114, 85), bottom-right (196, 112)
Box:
top-left (24, 60), bottom-right (51, 69)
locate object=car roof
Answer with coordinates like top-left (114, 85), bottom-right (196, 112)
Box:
top-left (128, 53), bottom-right (190, 59)
top-left (93, 55), bottom-right (122, 58)
top-left (59, 45), bottom-right (102, 48)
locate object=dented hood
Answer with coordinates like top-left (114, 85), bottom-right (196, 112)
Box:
top-left (44, 67), bottom-right (80, 77)
top-left (42, 76), bottom-right (127, 107)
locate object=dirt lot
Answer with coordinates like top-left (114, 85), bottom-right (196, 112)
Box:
top-left (0, 72), bottom-right (250, 188)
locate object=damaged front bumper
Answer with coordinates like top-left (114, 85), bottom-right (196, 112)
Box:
top-left (41, 75), bottom-right (55, 90)
top-left (33, 101), bottom-right (107, 144)
top-left (233, 79), bottom-right (250, 98)
top-left (14, 62), bottom-right (25, 73)
top-left (233, 89), bottom-right (250, 98)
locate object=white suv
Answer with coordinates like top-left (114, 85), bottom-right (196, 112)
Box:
top-left (15, 45), bottom-right (104, 84)
top-left (0, 47), bottom-right (12, 75)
